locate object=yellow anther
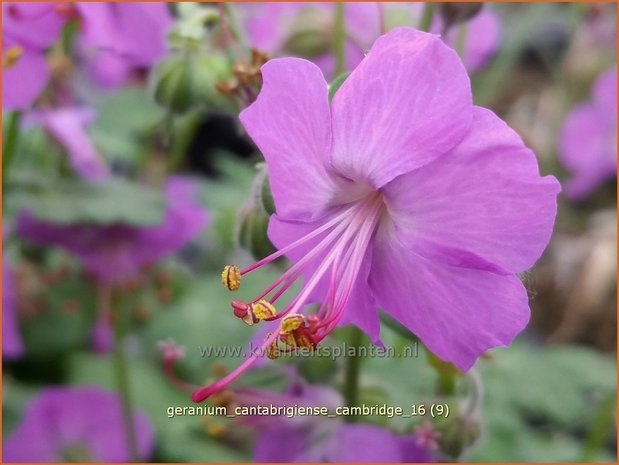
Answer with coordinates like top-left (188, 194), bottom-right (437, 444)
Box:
top-left (3, 46), bottom-right (23, 69)
top-left (279, 332), bottom-right (296, 348)
top-left (266, 340), bottom-right (280, 359)
top-left (221, 265), bottom-right (241, 291)
top-left (280, 314), bottom-right (304, 334)
top-left (295, 332), bottom-right (314, 349)
top-left (251, 300), bottom-right (276, 320)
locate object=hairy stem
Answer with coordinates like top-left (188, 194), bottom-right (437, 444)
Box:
top-left (107, 284), bottom-right (139, 462)
top-left (418, 3), bottom-right (435, 32)
top-left (343, 326), bottom-right (363, 422)
top-left (334, 3), bottom-right (346, 76)
top-left (3, 111), bottom-right (22, 188)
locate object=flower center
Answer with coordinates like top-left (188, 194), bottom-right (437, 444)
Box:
top-left (192, 191), bottom-right (385, 402)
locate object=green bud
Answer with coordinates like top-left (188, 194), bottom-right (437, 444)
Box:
top-left (238, 204), bottom-right (276, 260)
top-left (150, 53), bottom-right (232, 114)
top-left (439, 3), bottom-right (483, 32)
top-left (168, 5), bottom-right (220, 48)
top-left (438, 417), bottom-right (481, 459)
top-left (282, 8), bottom-right (333, 57)
top-left (237, 166), bottom-right (277, 259)
top-left (260, 174), bottom-right (275, 215)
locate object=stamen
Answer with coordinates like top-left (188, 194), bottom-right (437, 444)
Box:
top-left (194, 193), bottom-right (386, 403)
top-left (192, 331), bottom-right (280, 402)
top-left (250, 300), bottom-right (276, 320)
top-left (221, 265), bottom-right (241, 291)
top-left (280, 314), bottom-right (304, 334)
top-left (231, 300), bottom-right (255, 326)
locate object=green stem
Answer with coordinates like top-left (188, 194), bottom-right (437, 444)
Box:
top-left (3, 111), bottom-right (22, 188)
top-left (108, 284), bottom-right (139, 462)
top-left (343, 327), bottom-right (363, 422)
top-left (580, 392), bottom-right (616, 461)
top-left (418, 3), bottom-right (435, 32)
top-left (334, 3), bottom-right (346, 76)
top-left (455, 23), bottom-right (469, 62)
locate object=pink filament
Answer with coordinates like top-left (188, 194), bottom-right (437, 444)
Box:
top-left (192, 193), bottom-right (384, 402)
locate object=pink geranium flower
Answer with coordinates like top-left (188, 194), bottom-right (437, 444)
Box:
top-left (558, 67), bottom-right (617, 199)
top-left (193, 28), bottom-right (559, 402)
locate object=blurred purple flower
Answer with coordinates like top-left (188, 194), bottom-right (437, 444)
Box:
top-left (432, 8), bottom-right (502, 72)
top-left (241, 2), bottom-right (378, 78)
top-left (241, 3), bottom-right (500, 77)
top-left (17, 177), bottom-right (208, 285)
top-left (76, 2), bottom-right (172, 88)
top-left (91, 318), bottom-right (114, 354)
top-left (559, 67), bottom-right (617, 199)
top-left (194, 28), bottom-right (560, 401)
top-left (2, 259), bottom-right (24, 359)
top-left (2, 2), bottom-right (66, 109)
top-left (29, 107), bottom-right (109, 180)
top-left (3, 386), bottom-right (154, 462)
top-left (234, 381), bottom-right (435, 462)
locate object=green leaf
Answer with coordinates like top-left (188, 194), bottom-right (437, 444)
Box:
top-left (10, 174), bottom-right (166, 226)
top-left (89, 87), bottom-right (165, 165)
top-left (328, 71), bottom-right (351, 102)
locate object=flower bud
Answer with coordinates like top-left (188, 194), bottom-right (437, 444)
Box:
top-left (237, 166), bottom-right (276, 259)
top-left (260, 174), bottom-right (275, 215)
top-left (438, 417), bottom-right (481, 459)
top-left (150, 53), bottom-right (232, 114)
top-left (282, 9), bottom-right (333, 57)
top-left (238, 203), bottom-right (276, 260)
top-left (439, 3), bottom-right (484, 32)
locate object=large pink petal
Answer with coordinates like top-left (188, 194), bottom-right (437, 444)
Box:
top-left (240, 58), bottom-right (342, 221)
top-left (369, 234), bottom-right (530, 371)
top-left (330, 28), bottom-right (472, 189)
top-left (383, 106), bottom-right (560, 274)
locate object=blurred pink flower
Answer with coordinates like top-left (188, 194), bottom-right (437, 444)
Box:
top-left (2, 259), bottom-right (24, 360)
top-left (559, 67), bottom-right (617, 199)
top-left (76, 2), bottom-right (173, 88)
top-left (31, 107), bottom-right (109, 180)
top-left (241, 2), bottom-right (379, 78)
top-left (193, 28), bottom-right (559, 402)
top-left (3, 386), bottom-right (153, 462)
top-left (241, 3), bottom-right (501, 77)
top-left (2, 2), bottom-right (66, 109)
top-left (431, 7), bottom-right (502, 72)
top-left (17, 177), bottom-right (208, 285)
top-left (233, 380), bottom-right (436, 462)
